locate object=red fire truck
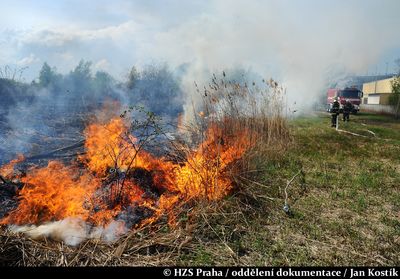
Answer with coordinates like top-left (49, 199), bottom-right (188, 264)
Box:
top-left (327, 87), bottom-right (363, 114)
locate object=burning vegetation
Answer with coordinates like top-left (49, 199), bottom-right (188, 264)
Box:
top-left (0, 73), bottom-right (289, 248)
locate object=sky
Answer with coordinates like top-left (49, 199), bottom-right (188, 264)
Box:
top-left (1, 0), bottom-right (399, 104)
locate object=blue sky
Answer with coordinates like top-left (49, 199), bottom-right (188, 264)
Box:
top-left (1, 0), bottom-right (399, 95)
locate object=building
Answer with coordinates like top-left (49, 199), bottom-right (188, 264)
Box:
top-left (361, 77), bottom-right (397, 114)
top-left (362, 77), bottom-right (395, 105)
top-left (330, 74), bottom-right (395, 92)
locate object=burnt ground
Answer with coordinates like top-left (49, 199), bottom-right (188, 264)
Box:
top-left (0, 105), bottom-right (86, 166)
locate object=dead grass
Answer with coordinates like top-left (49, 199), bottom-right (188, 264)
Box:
top-left (0, 224), bottom-right (188, 266)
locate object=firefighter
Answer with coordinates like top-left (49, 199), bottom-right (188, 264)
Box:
top-left (343, 99), bottom-right (353, 122)
top-left (330, 97), bottom-right (340, 127)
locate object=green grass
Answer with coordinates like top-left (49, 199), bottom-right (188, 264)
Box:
top-left (178, 112), bottom-right (400, 266)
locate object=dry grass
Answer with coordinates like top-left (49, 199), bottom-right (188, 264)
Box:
top-left (0, 176), bottom-right (271, 266)
top-left (0, 223), bottom-right (188, 266)
top-left (0, 195), bottom-right (261, 266)
top-left (190, 75), bottom-right (289, 146)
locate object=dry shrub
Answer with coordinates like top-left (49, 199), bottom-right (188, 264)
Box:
top-left (182, 73), bottom-right (291, 197)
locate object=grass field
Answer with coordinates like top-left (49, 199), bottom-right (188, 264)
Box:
top-left (1, 112), bottom-right (399, 266)
top-left (179, 112), bottom-right (400, 266)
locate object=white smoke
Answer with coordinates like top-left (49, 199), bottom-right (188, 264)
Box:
top-left (9, 218), bottom-right (128, 246)
top-left (3, 1), bottom-right (399, 109)
top-left (148, 0), bottom-right (400, 113)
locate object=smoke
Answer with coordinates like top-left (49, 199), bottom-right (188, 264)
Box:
top-left (2, 1), bottom-right (399, 118)
top-left (0, 62), bottom-right (184, 164)
top-left (144, 0), bottom-right (400, 112)
top-left (10, 218), bottom-right (128, 246)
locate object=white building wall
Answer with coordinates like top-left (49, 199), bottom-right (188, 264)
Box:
top-left (367, 95), bottom-right (380, 105)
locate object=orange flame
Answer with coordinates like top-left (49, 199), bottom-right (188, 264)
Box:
top-left (175, 123), bottom-right (250, 200)
top-left (1, 161), bottom-right (99, 225)
top-left (1, 112), bottom-right (251, 230)
top-left (0, 154), bottom-right (24, 179)
top-left (80, 117), bottom-right (133, 175)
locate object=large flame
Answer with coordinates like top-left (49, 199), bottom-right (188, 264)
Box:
top-left (1, 112), bottom-right (251, 230)
top-left (1, 161), bottom-right (99, 224)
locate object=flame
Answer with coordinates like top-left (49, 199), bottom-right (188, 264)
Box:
top-left (175, 122), bottom-right (250, 200)
top-left (80, 117), bottom-right (176, 190)
top-left (80, 118), bottom-right (132, 174)
top-left (0, 154), bottom-right (24, 179)
top-left (1, 161), bottom-right (99, 225)
top-left (1, 111), bottom-right (251, 232)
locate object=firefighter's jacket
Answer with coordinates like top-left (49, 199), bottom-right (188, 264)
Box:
top-left (331, 101), bottom-right (340, 114)
top-left (343, 102), bottom-right (353, 113)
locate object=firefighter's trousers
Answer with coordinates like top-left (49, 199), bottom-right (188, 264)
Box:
top-left (343, 112), bottom-right (350, 122)
top-left (331, 113), bottom-right (339, 127)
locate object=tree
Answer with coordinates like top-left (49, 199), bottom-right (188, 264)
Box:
top-left (93, 71), bottom-right (114, 95)
top-left (67, 60), bottom-right (93, 96)
top-left (38, 63), bottom-right (60, 87)
top-left (131, 65), bottom-right (183, 118)
top-left (71, 60), bottom-right (92, 81)
top-left (390, 75), bottom-right (400, 118)
top-left (127, 66), bottom-right (140, 90)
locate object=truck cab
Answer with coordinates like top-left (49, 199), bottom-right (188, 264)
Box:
top-left (327, 87), bottom-right (363, 114)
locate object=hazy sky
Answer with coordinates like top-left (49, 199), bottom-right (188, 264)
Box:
top-left (1, 0), bottom-right (399, 101)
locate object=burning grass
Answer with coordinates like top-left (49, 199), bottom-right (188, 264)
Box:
top-left (0, 116), bottom-right (256, 229)
top-left (0, 73), bottom-right (290, 259)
